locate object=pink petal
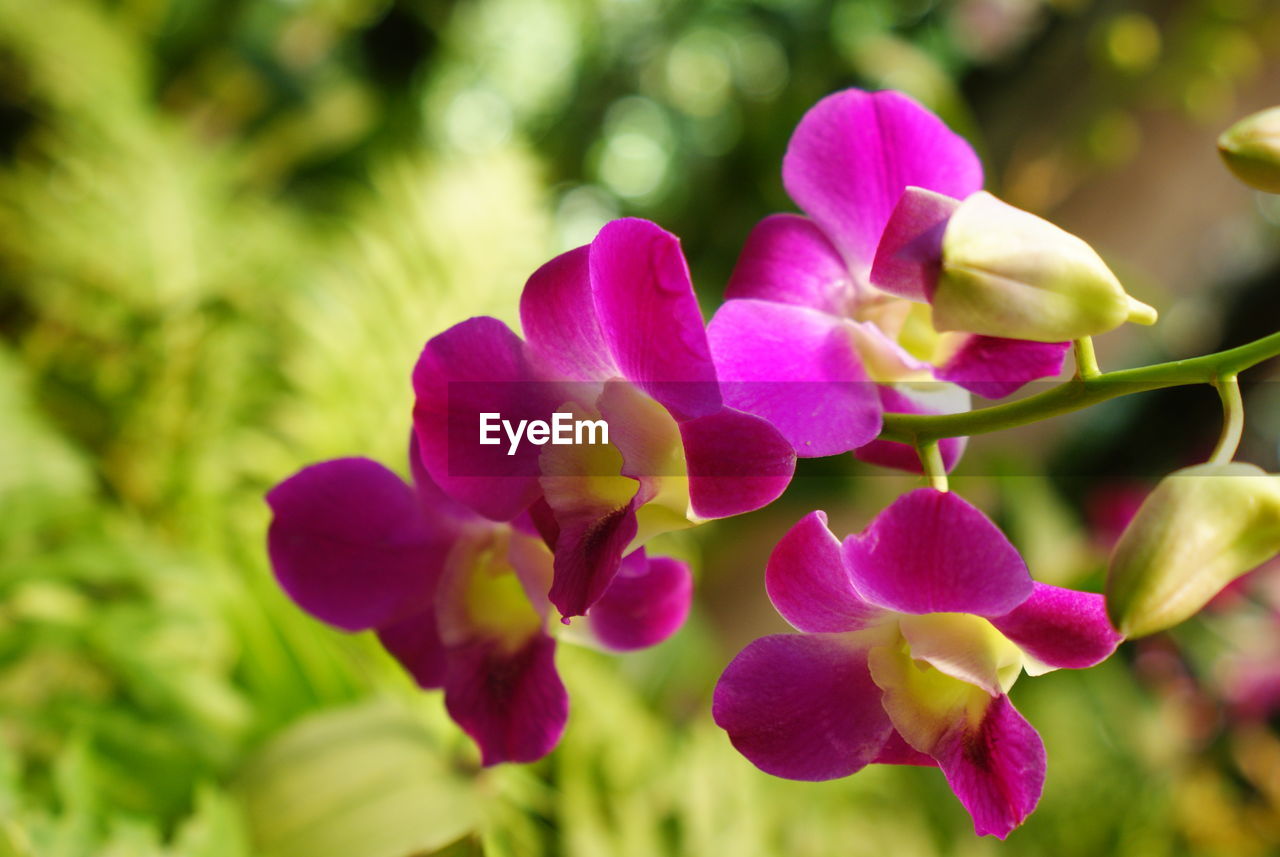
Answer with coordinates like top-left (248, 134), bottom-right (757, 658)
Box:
top-left (588, 549), bottom-right (693, 651)
top-left (842, 488), bottom-right (1033, 616)
top-left (712, 633), bottom-right (893, 781)
top-left (931, 695), bottom-right (1046, 839)
top-left (935, 336), bottom-right (1069, 400)
top-left (411, 317), bottom-right (561, 521)
top-left (765, 511), bottom-right (884, 633)
top-left (869, 186), bottom-right (959, 302)
top-left (377, 606), bottom-right (447, 689)
top-left (989, 583), bottom-right (1123, 670)
top-left (783, 89), bottom-right (983, 272)
top-left (724, 214), bottom-right (857, 315)
top-left (546, 497), bottom-right (640, 620)
top-left (589, 218), bottom-right (721, 420)
top-left (519, 245), bottom-right (618, 382)
top-left (853, 383), bottom-right (968, 474)
top-left (707, 299), bottom-right (882, 457)
top-left (873, 730), bottom-right (938, 767)
top-left (680, 408), bottom-right (796, 519)
top-left (266, 458), bottom-right (445, 632)
top-left (443, 633), bottom-right (568, 766)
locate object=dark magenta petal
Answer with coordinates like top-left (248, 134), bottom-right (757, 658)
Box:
top-left (680, 408), bottom-right (796, 519)
top-left (707, 299), bottom-right (882, 458)
top-left (724, 214), bottom-right (857, 315)
top-left (266, 458), bottom-right (445, 632)
top-left (411, 317), bottom-right (560, 521)
top-left (713, 633), bottom-right (893, 781)
top-left (377, 606), bottom-right (447, 689)
top-left (853, 384), bottom-right (968, 474)
top-left (443, 633), bottom-right (568, 766)
top-left (408, 431), bottom-right (479, 523)
top-left (873, 730), bottom-right (938, 767)
top-left (547, 497), bottom-right (640, 620)
top-left (990, 582), bottom-right (1123, 670)
top-left (869, 186), bottom-right (959, 302)
top-left (842, 488), bottom-right (1033, 616)
top-left (935, 336), bottom-right (1069, 400)
top-left (588, 549), bottom-right (693, 651)
top-left (519, 245), bottom-right (618, 382)
top-left (783, 89), bottom-right (983, 271)
top-left (765, 511), bottom-right (884, 633)
top-left (589, 218), bottom-right (721, 420)
top-left (932, 695), bottom-right (1046, 839)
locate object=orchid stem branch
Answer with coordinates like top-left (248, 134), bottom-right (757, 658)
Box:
top-left (917, 440), bottom-right (948, 492)
top-left (1210, 374), bottom-right (1244, 465)
top-left (878, 330), bottom-right (1280, 444)
top-left (1073, 337), bottom-right (1100, 380)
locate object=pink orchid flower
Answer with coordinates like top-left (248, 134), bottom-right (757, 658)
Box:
top-left (713, 490), bottom-right (1121, 837)
top-left (708, 89), bottom-right (1070, 472)
top-left (413, 217), bottom-right (795, 620)
top-left (266, 440), bottom-right (692, 766)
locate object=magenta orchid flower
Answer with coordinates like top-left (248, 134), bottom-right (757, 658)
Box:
top-left (713, 490), bottom-right (1122, 838)
top-left (413, 217), bottom-right (795, 620)
top-left (707, 89), bottom-right (1069, 471)
top-left (266, 442), bottom-right (692, 766)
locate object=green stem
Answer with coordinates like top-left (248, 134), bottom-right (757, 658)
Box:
top-left (1073, 337), bottom-right (1100, 379)
top-left (879, 330), bottom-right (1280, 444)
top-left (1210, 374), bottom-right (1244, 465)
top-left (917, 440), bottom-right (948, 492)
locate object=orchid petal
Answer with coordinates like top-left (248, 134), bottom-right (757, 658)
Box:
top-left (539, 432), bottom-right (642, 619)
top-left (266, 458), bottom-right (444, 632)
top-left (853, 383), bottom-right (968, 474)
top-left (898, 613), bottom-right (1025, 696)
top-left (589, 549), bottom-right (693, 651)
top-left (377, 606), bottom-right (447, 689)
top-left (443, 634), bottom-right (568, 766)
top-left (935, 336), bottom-right (1069, 399)
top-left (724, 213), bottom-right (857, 315)
top-left (932, 695), bottom-right (1046, 839)
top-left (847, 319), bottom-right (935, 383)
top-left (989, 583), bottom-right (1123, 672)
top-left (411, 317), bottom-right (560, 521)
top-left (783, 89), bottom-right (983, 272)
top-left (765, 511), bottom-right (884, 633)
top-left (520, 245), bottom-right (618, 382)
top-left (589, 218), bottom-right (721, 420)
top-left (713, 633), bottom-right (894, 781)
top-left (843, 489), bottom-right (1033, 616)
top-left (868, 644), bottom-right (1044, 839)
top-left (873, 730), bottom-right (937, 767)
top-left (680, 408), bottom-right (796, 519)
top-left (869, 186), bottom-right (959, 302)
top-left (707, 299), bottom-right (882, 457)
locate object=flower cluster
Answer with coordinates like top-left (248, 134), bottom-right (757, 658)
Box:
top-left (266, 85), bottom-right (1280, 838)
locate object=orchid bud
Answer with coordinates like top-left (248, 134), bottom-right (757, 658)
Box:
top-left (932, 192), bottom-right (1157, 342)
top-left (1105, 463), bottom-right (1280, 639)
top-left (1218, 107), bottom-right (1280, 194)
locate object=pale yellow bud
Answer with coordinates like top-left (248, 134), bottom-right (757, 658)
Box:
top-left (1106, 463), bottom-right (1280, 638)
top-left (1218, 107), bottom-right (1280, 194)
top-left (934, 192), bottom-right (1157, 342)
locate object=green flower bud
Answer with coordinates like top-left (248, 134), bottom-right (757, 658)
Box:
top-left (933, 192), bottom-right (1157, 342)
top-left (1218, 107), bottom-right (1280, 194)
top-left (1106, 463), bottom-right (1280, 639)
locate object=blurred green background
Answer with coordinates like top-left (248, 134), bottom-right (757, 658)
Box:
top-left (2, 0), bottom-right (1280, 854)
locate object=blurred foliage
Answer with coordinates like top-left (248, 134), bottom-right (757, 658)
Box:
top-left (1, 0), bottom-right (1279, 854)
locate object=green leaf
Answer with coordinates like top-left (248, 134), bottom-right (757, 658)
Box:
top-left (236, 701), bottom-right (480, 857)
